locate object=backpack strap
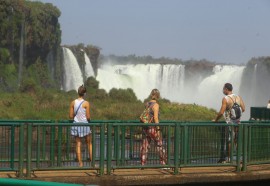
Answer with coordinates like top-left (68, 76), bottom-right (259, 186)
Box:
top-left (228, 96), bottom-right (235, 104)
top-left (75, 100), bottom-right (85, 116)
top-left (147, 102), bottom-right (156, 123)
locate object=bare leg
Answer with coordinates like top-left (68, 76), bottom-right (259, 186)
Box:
top-left (75, 136), bottom-right (83, 167)
top-left (85, 134), bottom-right (92, 161)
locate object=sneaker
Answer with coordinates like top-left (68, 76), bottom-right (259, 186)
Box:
top-left (161, 167), bottom-right (170, 170)
top-left (217, 159), bottom-right (226, 163)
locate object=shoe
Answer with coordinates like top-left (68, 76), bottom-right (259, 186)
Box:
top-left (217, 159), bottom-right (226, 163)
top-left (161, 167), bottom-right (170, 170)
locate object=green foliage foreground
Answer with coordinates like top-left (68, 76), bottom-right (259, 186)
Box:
top-left (0, 77), bottom-right (216, 121)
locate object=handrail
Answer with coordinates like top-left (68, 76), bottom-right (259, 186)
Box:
top-left (0, 120), bottom-right (270, 178)
top-left (0, 178), bottom-right (86, 186)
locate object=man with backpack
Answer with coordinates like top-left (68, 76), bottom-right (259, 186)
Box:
top-left (213, 83), bottom-right (245, 163)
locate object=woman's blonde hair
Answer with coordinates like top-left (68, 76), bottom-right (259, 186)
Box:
top-left (150, 89), bottom-right (160, 100)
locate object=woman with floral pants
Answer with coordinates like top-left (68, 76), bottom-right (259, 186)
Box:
top-left (140, 89), bottom-right (167, 166)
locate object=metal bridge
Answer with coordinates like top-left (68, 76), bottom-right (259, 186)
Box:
top-left (0, 107), bottom-right (269, 185)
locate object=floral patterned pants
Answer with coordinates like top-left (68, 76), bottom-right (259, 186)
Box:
top-left (140, 127), bottom-right (167, 165)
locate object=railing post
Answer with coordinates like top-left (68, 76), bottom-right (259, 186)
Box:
top-left (115, 125), bottom-right (120, 166)
top-left (247, 124), bottom-right (251, 163)
top-left (183, 124), bottom-right (188, 166)
top-left (129, 126), bottom-right (134, 160)
top-left (99, 123), bottom-right (105, 175)
top-left (91, 125), bottom-right (96, 167)
top-left (230, 125), bottom-right (234, 164)
top-left (242, 124), bottom-right (248, 171)
top-left (107, 124), bottom-right (112, 175)
top-left (57, 125), bottom-right (62, 167)
top-left (10, 125), bottom-right (15, 170)
top-left (174, 123), bottom-right (180, 174)
top-left (50, 125), bottom-right (55, 167)
top-left (18, 124), bottom-right (24, 178)
top-left (36, 125), bottom-right (41, 169)
top-left (236, 124), bottom-right (243, 172)
top-left (167, 125), bottom-right (171, 166)
top-left (26, 123), bottom-right (32, 178)
top-left (121, 125), bottom-right (125, 165)
top-left (42, 126), bottom-right (46, 160)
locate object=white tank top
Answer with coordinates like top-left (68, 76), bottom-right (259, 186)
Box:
top-left (73, 99), bottom-right (87, 123)
top-left (224, 94), bottom-right (241, 123)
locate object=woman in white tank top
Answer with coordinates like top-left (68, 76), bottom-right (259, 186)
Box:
top-left (69, 85), bottom-right (92, 167)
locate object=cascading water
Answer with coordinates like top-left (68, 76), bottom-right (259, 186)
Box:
top-left (96, 64), bottom-right (185, 101)
top-left (60, 49), bottom-right (270, 121)
top-left (195, 65), bottom-right (245, 110)
top-left (84, 53), bottom-right (95, 78)
top-left (249, 64), bottom-right (257, 107)
top-left (62, 47), bottom-right (84, 91)
top-left (18, 20), bottom-right (24, 87)
top-left (96, 63), bottom-right (246, 116)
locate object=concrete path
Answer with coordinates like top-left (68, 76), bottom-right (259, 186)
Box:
top-left (1, 165), bottom-right (270, 186)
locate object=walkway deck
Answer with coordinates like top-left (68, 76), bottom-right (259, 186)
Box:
top-left (1, 165), bottom-right (270, 186)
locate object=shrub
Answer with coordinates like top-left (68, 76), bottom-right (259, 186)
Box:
top-left (109, 88), bottom-right (137, 102)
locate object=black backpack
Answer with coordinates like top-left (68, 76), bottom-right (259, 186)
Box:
top-left (228, 96), bottom-right (242, 120)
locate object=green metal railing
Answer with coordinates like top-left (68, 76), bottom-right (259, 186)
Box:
top-left (1, 120), bottom-right (270, 177)
top-left (0, 178), bottom-right (87, 186)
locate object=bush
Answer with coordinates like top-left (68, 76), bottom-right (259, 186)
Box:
top-left (19, 78), bottom-right (37, 94)
top-left (85, 76), bottom-right (99, 89)
top-left (109, 88), bottom-right (137, 102)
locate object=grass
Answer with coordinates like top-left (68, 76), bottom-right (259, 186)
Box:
top-left (0, 89), bottom-right (217, 121)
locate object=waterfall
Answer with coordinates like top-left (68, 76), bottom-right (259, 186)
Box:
top-left (195, 65), bottom-right (245, 110)
top-left (60, 50), bottom-right (270, 121)
top-left (84, 53), bottom-right (95, 78)
top-left (62, 47), bottom-right (84, 91)
top-left (96, 63), bottom-right (245, 112)
top-left (249, 64), bottom-right (257, 106)
top-left (96, 64), bottom-right (185, 101)
top-left (18, 19), bottom-right (25, 87)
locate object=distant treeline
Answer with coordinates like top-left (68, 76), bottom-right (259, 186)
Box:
top-left (99, 54), bottom-right (217, 65)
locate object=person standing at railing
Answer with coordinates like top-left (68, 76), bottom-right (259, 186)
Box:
top-left (69, 85), bottom-right (92, 167)
top-left (140, 89), bottom-right (167, 166)
top-left (267, 100), bottom-right (270, 109)
top-left (213, 83), bottom-right (245, 163)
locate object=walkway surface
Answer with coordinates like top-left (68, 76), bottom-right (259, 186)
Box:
top-left (1, 165), bottom-right (270, 186)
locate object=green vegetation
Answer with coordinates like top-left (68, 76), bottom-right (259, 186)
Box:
top-left (0, 0), bottom-right (218, 121)
top-left (0, 0), bottom-right (62, 91)
top-left (0, 77), bottom-right (216, 121)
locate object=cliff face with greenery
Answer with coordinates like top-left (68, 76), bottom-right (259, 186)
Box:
top-left (67, 44), bottom-right (100, 77)
top-left (0, 0), bottom-right (217, 121)
top-left (240, 57), bottom-right (270, 103)
top-left (0, 0), bottom-right (62, 91)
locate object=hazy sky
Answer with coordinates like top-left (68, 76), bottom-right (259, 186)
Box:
top-left (38, 0), bottom-right (270, 64)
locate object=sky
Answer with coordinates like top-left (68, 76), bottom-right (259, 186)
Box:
top-left (37, 0), bottom-right (270, 65)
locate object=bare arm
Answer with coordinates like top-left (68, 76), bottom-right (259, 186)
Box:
top-left (239, 96), bottom-right (245, 113)
top-left (213, 97), bottom-right (227, 122)
top-left (84, 101), bottom-right (91, 121)
top-left (69, 101), bottom-right (75, 119)
top-left (152, 103), bottom-right (159, 124)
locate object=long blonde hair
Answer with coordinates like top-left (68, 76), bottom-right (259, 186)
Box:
top-left (150, 89), bottom-right (160, 100)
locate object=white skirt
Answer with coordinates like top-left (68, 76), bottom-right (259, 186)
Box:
top-left (71, 125), bottom-right (91, 137)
